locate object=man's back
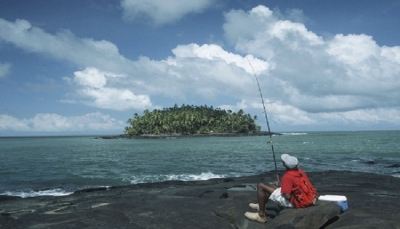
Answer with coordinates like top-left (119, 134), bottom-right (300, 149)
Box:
top-left (283, 168), bottom-right (318, 208)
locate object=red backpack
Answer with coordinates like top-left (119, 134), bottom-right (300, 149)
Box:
top-left (286, 170), bottom-right (319, 208)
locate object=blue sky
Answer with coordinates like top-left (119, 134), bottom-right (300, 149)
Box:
top-left (1, 0), bottom-right (399, 136)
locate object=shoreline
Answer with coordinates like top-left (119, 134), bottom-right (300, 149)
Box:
top-left (2, 166), bottom-right (400, 198)
top-left (98, 131), bottom-right (282, 139)
top-left (1, 170), bottom-right (400, 228)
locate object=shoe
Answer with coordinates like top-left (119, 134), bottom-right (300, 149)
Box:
top-left (249, 203), bottom-right (259, 211)
top-left (244, 212), bottom-right (267, 223)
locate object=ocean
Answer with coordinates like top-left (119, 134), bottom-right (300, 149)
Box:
top-left (1, 131), bottom-right (399, 198)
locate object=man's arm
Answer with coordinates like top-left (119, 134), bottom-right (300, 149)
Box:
top-left (280, 175), bottom-right (292, 200)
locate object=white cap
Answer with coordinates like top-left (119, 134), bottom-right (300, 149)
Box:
top-left (281, 154), bottom-right (298, 169)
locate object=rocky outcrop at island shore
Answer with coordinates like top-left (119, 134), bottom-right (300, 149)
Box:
top-left (98, 131), bottom-right (282, 139)
top-left (1, 171), bottom-right (400, 228)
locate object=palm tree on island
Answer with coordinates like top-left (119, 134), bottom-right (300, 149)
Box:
top-left (124, 104), bottom-right (265, 137)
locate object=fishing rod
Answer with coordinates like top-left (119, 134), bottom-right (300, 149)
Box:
top-left (246, 57), bottom-right (280, 184)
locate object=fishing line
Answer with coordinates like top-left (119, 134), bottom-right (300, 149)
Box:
top-left (246, 57), bottom-right (280, 184)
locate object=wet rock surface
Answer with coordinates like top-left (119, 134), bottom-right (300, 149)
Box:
top-left (1, 170), bottom-right (400, 229)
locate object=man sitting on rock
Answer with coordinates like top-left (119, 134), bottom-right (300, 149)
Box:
top-left (245, 153), bottom-right (318, 223)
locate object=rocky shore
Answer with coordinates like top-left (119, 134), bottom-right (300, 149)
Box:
top-left (97, 131), bottom-right (281, 139)
top-left (1, 170), bottom-right (399, 229)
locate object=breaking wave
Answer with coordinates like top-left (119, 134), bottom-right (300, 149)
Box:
top-left (0, 188), bottom-right (74, 198)
top-left (125, 172), bottom-right (229, 184)
top-left (282, 132), bottom-right (307, 136)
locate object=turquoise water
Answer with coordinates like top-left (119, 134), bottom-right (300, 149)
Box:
top-left (0, 131), bottom-right (399, 197)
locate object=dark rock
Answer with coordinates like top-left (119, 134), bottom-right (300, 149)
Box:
top-left (364, 160), bottom-right (376, 165)
top-left (97, 132), bottom-right (282, 140)
top-left (73, 187), bottom-right (109, 193)
top-left (268, 201), bottom-right (341, 228)
top-left (0, 171), bottom-right (399, 228)
top-left (0, 195), bottom-right (21, 201)
top-left (385, 163), bottom-right (400, 168)
top-left (219, 192), bottom-right (229, 199)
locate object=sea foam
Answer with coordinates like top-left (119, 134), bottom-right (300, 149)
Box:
top-left (1, 188), bottom-right (74, 198)
top-left (127, 172), bottom-right (227, 184)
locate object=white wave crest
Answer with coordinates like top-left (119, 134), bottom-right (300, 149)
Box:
top-left (126, 171), bottom-right (227, 184)
top-left (282, 132), bottom-right (307, 136)
top-left (392, 173), bottom-right (400, 178)
top-left (1, 188), bottom-right (73, 198)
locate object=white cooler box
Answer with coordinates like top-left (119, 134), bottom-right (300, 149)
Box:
top-left (318, 195), bottom-right (348, 212)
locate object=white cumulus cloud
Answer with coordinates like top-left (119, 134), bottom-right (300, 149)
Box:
top-left (222, 5), bottom-right (400, 116)
top-left (121, 0), bottom-right (215, 25)
top-left (0, 112), bottom-right (125, 133)
top-left (66, 67), bottom-right (153, 111)
top-left (0, 18), bottom-right (132, 74)
top-left (0, 115), bottom-right (31, 131)
top-left (1, 4), bottom-right (400, 132)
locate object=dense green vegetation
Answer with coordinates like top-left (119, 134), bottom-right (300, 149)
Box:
top-left (125, 104), bottom-right (260, 136)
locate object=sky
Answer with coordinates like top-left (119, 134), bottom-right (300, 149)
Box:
top-left (0, 0), bottom-right (400, 136)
